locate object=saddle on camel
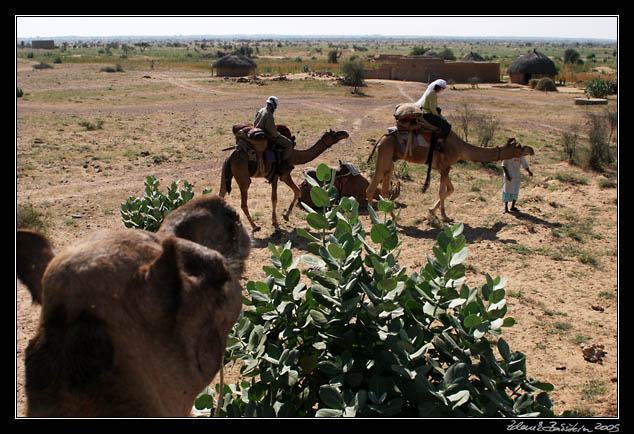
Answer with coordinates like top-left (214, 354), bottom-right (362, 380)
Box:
top-left (227, 123), bottom-right (296, 181)
top-left (389, 102), bottom-right (439, 192)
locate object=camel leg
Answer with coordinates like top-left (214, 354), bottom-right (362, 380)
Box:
top-left (237, 179), bottom-right (260, 232)
top-left (381, 166), bottom-right (397, 219)
top-left (429, 168), bottom-right (453, 222)
top-left (271, 176), bottom-right (279, 228)
top-left (381, 166), bottom-right (394, 202)
top-left (367, 161), bottom-right (393, 207)
top-left (280, 172), bottom-right (301, 222)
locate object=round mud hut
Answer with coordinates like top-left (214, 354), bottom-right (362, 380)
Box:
top-left (462, 52), bottom-right (485, 61)
top-left (508, 49), bottom-right (557, 85)
top-left (212, 54), bottom-right (257, 77)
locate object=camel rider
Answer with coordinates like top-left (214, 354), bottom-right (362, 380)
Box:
top-left (416, 79), bottom-right (451, 150)
top-left (254, 96), bottom-right (294, 172)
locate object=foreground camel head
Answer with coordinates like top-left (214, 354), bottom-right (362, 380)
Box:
top-left (505, 137), bottom-right (534, 157)
top-left (321, 129), bottom-right (349, 147)
top-left (17, 196), bottom-right (250, 417)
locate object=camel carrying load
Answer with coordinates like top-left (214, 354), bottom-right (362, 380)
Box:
top-left (229, 123), bottom-right (295, 180)
top-left (390, 103), bottom-right (438, 157)
top-left (220, 126), bottom-right (349, 232)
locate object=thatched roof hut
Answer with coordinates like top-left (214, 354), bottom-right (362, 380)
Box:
top-left (462, 52), bottom-right (484, 61)
top-left (508, 49), bottom-right (557, 85)
top-left (211, 54), bottom-right (257, 77)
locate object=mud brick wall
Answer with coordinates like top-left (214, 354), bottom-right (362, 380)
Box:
top-left (365, 55), bottom-right (500, 84)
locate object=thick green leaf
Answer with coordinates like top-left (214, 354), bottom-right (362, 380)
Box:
top-left (310, 186), bottom-right (331, 208)
top-left (370, 223), bottom-right (391, 244)
top-left (316, 408), bottom-right (343, 417)
top-left (309, 309), bottom-right (328, 326)
top-left (316, 163), bottom-right (332, 182)
top-left (297, 227), bottom-right (320, 242)
top-left (464, 313), bottom-right (482, 328)
top-left (285, 268), bottom-right (300, 289)
top-left (378, 278), bottom-right (397, 292)
top-left (503, 317), bottom-right (516, 327)
top-left (307, 212), bottom-right (329, 230)
top-left (319, 384), bottom-right (345, 409)
top-left (301, 254), bottom-right (326, 269)
top-left (447, 390), bottom-right (470, 409)
top-left (377, 199), bottom-right (394, 214)
top-left (328, 243), bottom-right (346, 259)
top-left (450, 247), bottom-right (468, 266)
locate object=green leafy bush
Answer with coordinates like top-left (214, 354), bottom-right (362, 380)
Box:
top-left (120, 175), bottom-right (209, 232)
top-left (585, 78), bottom-right (611, 99)
top-left (195, 164), bottom-right (558, 418)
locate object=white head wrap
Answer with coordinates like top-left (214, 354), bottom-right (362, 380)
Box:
top-left (415, 79), bottom-right (447, 107)
top-left (266, 96), bottom-right (279, 109)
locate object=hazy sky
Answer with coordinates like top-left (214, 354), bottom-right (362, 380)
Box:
top-left (16, 15), bottom-right (618, 40)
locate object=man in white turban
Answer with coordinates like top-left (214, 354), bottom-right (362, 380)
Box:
top-left (254, 96), bottom-right (295, 171)
top-left (416, 79), bottom-right (451, 150)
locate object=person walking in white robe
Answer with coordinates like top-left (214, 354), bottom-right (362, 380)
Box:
top-left (501, 156), bottom-right (533, 213)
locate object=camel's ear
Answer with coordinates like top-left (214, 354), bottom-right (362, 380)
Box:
top-left (157, 196), bottom-right (251, 278)
top-left (139, 237), bottom-right (232, 323)
top-left (17, 229), bottom-right (55, 304)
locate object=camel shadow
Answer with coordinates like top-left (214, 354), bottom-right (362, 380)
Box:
top-left (398, 210), bottom-right (562, 245)
top-left (398, 221), bottom-right (517, 244)
top-left (250, 226), bottom-right (311, 251)
top-left (251, 208), bottom-right (563, 253)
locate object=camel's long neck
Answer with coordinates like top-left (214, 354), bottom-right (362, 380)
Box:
top-left (289, 139), bottom-right (330, 165)
top-left (456, 136), bottom-right (512, 163)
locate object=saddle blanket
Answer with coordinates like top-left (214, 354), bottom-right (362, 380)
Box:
top-left (387, 127), bottom-right (431, 154)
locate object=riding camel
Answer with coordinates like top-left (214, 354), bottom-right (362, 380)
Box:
top-left (219, 129), bottom-right (349, 232)
top-left (366, 133), bottom-right (534, 221)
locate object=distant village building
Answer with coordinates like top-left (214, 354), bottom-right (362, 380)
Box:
top-left (462, 52), bottom-right (485, 61)
top-left (508, 49), bottom-right (557, 85)
top-left (364, 54), bottom-right (500, 84)
top-left (31, 40), bottom-right (55, 49)
top-left (211, 54), bottom-right (257, 77)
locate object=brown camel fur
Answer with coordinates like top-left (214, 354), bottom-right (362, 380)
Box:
top-left (366, 134), bottom-right (534, 221)
top-left (17, 196), bottom-right (250, 417)
top-left (219, 129), bottom-right (349, 232)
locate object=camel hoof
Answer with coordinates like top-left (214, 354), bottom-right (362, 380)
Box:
top-left (252, 226), bottom-right (261, 233)
top-left (283, 214), bottom-right (290, 222)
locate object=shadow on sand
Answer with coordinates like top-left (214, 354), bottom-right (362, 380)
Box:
top-left (398, 209), bottom-right (561, 245)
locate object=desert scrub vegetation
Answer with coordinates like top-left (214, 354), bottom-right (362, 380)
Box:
top-left (120, 175), bottom-right (211, 232)
top-left (17, 202), bottom-right (50, 234)
top-left (192, 164), bottom-right (570, 418)
top-left (100, 64), bottom-right (124, 73)
top-left (557, 107), bottom-right (617, 172)
top-left (79, 119), bottom-right (104, 131)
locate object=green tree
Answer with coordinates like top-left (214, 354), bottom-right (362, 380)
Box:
top-left (342, 59), bottom-right (366, 94)
top-left (564, 48), bottom-right (582, 65)
top-left (409, 45), bottom-right (429, 56)
top-left (327, 50), bottom-right (341, 64)
top-left (439, 47), bottom-right (456, 61)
